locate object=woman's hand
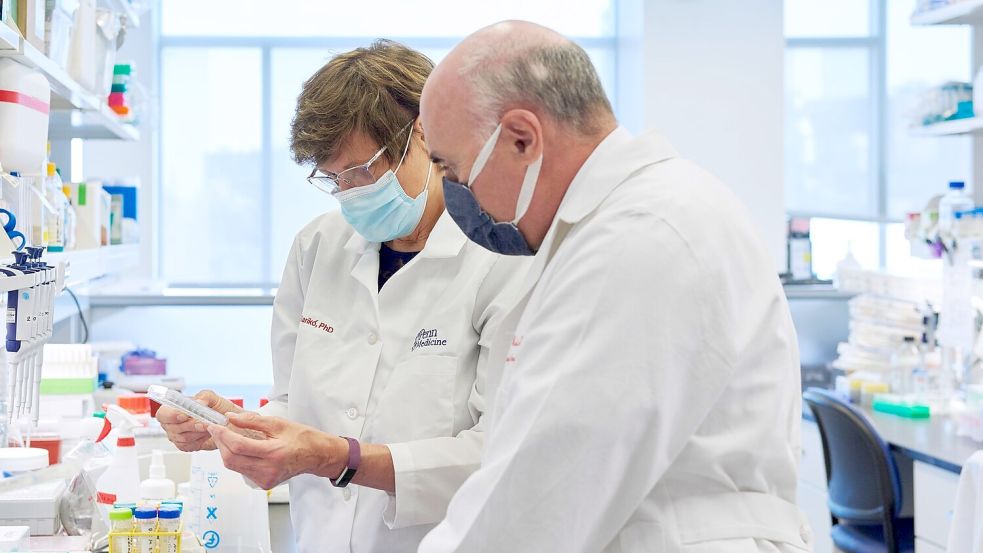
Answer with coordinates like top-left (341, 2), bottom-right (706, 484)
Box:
top-left (156, 390), bottom-right (243, 452)
top-left (206, 412), bottom-right (347, 490)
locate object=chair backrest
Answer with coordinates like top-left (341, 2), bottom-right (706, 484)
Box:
top-left (803, 388), bottom-right (904, 524)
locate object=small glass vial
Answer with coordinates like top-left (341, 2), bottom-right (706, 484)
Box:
top-left (157, 505), bottom-right (182, 553)
top-left (109, 507), bottom-right (134, 553)
top-left (133, 507), bottom-right (158, 553)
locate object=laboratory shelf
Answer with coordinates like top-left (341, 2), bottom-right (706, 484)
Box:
top-left (46, 244), bottom-right (141, 288)
top-left (783, 284), bottom-right (856, 300)
top-left (89, 287), bottom-right (278, 307)
top-left (0, 22), bottom-right (20, 51)
top-left (911, 0), bottom-right (983, 25)
top-left (49, 105), bottom-right (139, 140)
top-left (910, 117), bottom-right (983, 137)
top-left (0, 37), bottom-right (139, 141)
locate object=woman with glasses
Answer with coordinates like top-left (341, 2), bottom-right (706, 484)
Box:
top-left (156, 40), bottom-right (529, 553)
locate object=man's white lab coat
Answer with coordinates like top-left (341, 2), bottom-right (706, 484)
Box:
top-left (418, 128), bottom-right (811, 552)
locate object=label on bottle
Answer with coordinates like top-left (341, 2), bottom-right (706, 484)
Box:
top-left (96, 491), bottom-right (117, 505)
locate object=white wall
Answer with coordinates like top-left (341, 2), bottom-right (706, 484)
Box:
top-left (619, 0), bottom-right (786, 270)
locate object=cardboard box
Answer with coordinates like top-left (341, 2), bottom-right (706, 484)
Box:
top-left (16, 0), bottom-right (44, 49)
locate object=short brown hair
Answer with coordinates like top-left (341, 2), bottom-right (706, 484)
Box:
top-left (290, 40), bottom-right (434, 167)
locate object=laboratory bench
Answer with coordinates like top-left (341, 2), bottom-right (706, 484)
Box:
top-left (799, 399), bottom-right (980, 553)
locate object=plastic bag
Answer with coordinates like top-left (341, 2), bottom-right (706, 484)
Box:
top-left (58, 438), bottom-right (113, 549)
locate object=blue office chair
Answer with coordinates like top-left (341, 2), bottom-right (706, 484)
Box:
top-left (803, 388), bottom-right (914, 553)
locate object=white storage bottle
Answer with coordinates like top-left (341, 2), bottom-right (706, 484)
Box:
top-left (94, 406), bottom-right (142, 518)
top-left (140, 449), bottom-right (176, 501)
top-left (938, 181), bottom-right (974, 239)
top-left (0, 60), bottom-right (51, 173)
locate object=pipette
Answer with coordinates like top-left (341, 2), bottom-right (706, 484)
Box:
top-left (25, 247), bottom-right (50, 426)
top-left (5, 250), bottom-right (37, 424)
top-left (147, 385), bottom-right (229, 426)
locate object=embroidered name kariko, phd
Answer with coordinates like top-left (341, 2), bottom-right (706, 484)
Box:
top-left (301, 316), bottom-right (334, 334)
top-left (412, 328), bottom-right (447, 351)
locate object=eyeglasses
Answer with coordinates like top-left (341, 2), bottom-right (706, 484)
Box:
top-left (308, 146), bottom-right (387, 195)
top-left (307, 121), bottom-right (414, 195)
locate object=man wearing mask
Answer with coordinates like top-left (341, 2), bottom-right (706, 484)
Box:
top-left (416, 21), bottom-right (810, 553)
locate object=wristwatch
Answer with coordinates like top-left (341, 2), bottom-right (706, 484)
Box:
top-left (331, 436), bottom-right (361, 488)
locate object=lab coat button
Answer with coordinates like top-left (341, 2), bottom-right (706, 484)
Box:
top-left (346, 407), bottom-right (358, 420)
top-left (799, 524), bottom-right (812, 544)
top-left (342, 487), bottom-right (351, 501)
top-left (367, 333), bottom-right (378, 345)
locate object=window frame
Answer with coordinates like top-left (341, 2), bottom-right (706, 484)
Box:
top-left (784, 0), bottom-right (891, 267)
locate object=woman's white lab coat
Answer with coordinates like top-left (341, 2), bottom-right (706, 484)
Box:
top-left (262, 210), bottom-right (528, 553)
top-left (419, 128), bottom-right (812, 552)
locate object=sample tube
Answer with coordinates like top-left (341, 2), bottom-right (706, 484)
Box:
top-left (157, 505), bottom-right (182, 553)
top-left (109, 507), bottom-right (134, 553)
top-left (133, 506), bottom-right (157, 553)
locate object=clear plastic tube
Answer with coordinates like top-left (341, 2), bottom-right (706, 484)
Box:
top-left (133, 507), bottom-right (156, 553)
top-left (147, 386), bottom-right (227, 426)
top-left (157, 506), bottom-right (181, 553)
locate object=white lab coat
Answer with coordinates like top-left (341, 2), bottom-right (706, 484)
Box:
top-left (263, 210), bottom-right (529, 553)
top-left (418, 128), bottom-right (811, 553)
top-left (948, 450), bottom-right (983, 552)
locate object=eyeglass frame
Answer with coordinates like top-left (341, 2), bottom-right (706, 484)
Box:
top-left (307, 121), bottom-right (415, 195)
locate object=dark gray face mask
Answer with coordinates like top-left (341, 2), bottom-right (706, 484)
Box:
top-left (440, 123), bottom-right (542, 256)
top-left (442, 177), bottom-right (534, 256)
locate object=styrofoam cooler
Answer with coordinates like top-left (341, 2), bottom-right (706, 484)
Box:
top-left (0, 59), bottom-right (50, 174)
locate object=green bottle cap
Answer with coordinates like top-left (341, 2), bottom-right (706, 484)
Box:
top-left (109, 507), bottom-right (133, 521)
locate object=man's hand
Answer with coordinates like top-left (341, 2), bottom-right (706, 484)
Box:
top-left (156, 390), bottom-right (243, 452)
top-left (206, 412), bottom-right (347, 490)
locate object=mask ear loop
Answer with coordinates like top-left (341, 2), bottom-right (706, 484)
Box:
top-left (512, 154), bottom-right (543, 223)
top-left (467, 124), bottom-right (503, 187)
top-left (393, 120), bottom-right (416, 175)
top-left (396, 119), bottom-right (433, 200)
top-left (418, 161), bottom-right (433, 198)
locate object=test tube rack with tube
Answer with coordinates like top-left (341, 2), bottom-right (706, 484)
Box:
top-left (108, 506), bottom-right (183, 553)
top-left (0, 247), bottom-right (65, 446)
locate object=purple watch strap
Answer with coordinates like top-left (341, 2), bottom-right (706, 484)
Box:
top-left (331, 437), bottom-right (361, 488)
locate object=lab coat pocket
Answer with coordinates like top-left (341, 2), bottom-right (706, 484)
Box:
top-left (370, 355), bottom-right (458, 443)
top-left (672, 492), bottom-right (812, 552)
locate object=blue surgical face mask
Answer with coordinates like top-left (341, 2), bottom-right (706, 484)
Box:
top-left (334, 127), bottom-right (432, 243)
top-left (442, 124), bottom-right (542, 256)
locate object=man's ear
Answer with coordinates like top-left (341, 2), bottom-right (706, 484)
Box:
top-left (500, 109), bottom-right (543, 162)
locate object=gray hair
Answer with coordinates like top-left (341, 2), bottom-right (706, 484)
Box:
top-left (458, 39), bottom-right (613, 138)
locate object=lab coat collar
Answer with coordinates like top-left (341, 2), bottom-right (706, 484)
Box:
top-left (342, 210), bottom-right (467, 259)
top-left (555, 126), bottom-right (678, 225)
top-left (511, 127), bottom-right (679, 299)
